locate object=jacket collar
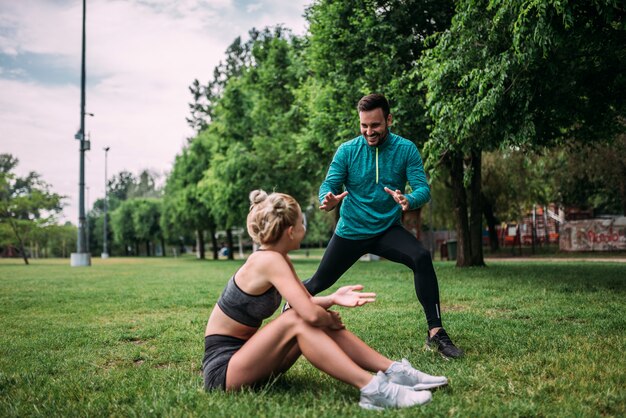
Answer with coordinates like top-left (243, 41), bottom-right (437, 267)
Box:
top-left (362, 130), bottom-right (394, 150)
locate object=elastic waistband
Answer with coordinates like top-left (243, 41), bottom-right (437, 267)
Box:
top-left (204, 334), bottom-right (246, 350)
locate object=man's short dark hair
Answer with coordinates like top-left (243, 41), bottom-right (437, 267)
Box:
top-left (357, 94), bottom-right (390, 119)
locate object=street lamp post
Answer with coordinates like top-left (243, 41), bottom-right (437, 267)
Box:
top-left (85, 185), bottom-right (90, 251)
top-left (101, 146), bottom-right (110, 259)
top-left (71, 0), bottom-right (91, 266)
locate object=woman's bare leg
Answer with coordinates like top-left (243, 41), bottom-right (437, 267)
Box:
top-left (325, 328), bottom-right (393, 373)
top-left (276, 344), bottom-right (301, 375)
top-left (226, 310), bottom-right (372, 390)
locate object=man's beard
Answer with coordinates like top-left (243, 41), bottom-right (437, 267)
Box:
top-left (367, 129), bottom-right (389, 146)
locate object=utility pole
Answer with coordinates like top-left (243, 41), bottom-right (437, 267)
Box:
top-left (71, 0), bottom-right (91, 266)
top-left (102, 146), bottom-right (110, 259)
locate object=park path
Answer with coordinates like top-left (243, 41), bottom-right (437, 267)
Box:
top-left (485, 257), bottom-right (626, 263)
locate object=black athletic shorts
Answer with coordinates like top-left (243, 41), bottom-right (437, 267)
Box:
top-left (202, 334), bottom-right (246, 391)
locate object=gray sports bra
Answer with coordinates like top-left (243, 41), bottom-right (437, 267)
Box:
top-left (216, 274), bottom-right (282, 328)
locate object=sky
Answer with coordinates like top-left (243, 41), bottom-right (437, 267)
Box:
top-left (0, 0), bottom-right (311, 223)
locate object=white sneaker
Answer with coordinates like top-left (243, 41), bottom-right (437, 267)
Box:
top-left (386, 358), bottom-right (448, 390)
top-left (359, 371), bottom-right (432, 410)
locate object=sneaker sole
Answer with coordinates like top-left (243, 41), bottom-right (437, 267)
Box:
top-left (359, 402), bottom-right (385, 411)
top-left (424, 343), bottom-right (456, 360)
top-left (359, 398), bottom-right (432, 410)
top-left (413, 381), bottom-right (448, 390)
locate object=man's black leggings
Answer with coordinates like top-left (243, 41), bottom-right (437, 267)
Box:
top-left (303, 225), bottom-right (443, 329)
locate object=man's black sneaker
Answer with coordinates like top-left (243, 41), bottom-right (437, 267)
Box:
top-left (425, 328), bottom-right (464, 359)
top-left (281, 301), bottom-right (291, 313)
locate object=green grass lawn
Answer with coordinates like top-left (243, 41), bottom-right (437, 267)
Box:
top-left (1, 256), bottom-right (624, 417)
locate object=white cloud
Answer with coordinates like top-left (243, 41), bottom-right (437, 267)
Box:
top-left (246, 3), bottom-right (263, 13)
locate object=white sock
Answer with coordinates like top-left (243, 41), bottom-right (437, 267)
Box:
top-left (360, 371), bottom-right (384, 392)
top-left (385, 361), bottom-right (401, 374)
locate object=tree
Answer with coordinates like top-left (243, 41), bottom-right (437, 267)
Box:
top-left (128, 169), bottom-right (162, 199)
top-left (109, 198), bottom-right (164, 257)
top-left (111, 200), bottom-right (138, 256)
top-left (0, 154), bottom-right (63, 264)
top-left (107, 170), bottom-right (136, 204)
top-left (481, 150), bottom-right (555, 251)
top-left (186, 79), bottom-right (210, 136)
top-left (131, 198), bottom-right (162, 256)
top-left (298, 0), bottom-right (455, 181)
top-left (85, 169), bottom-right (162, 256)
top-left (546, 136), bottom-right (626, 216)
top-left (418, 0), bottom-right (626, 266)
top-left (301, 203), bottom-right (335, 248)
top-left (44, 223), bottom-right (77, 258)
top-left (196, 26), bottom-right (312, 257)
top-left (162, 139), bottom-right (217, 260)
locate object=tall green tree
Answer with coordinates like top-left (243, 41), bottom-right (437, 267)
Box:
top-left (418, 0), bottom-right (626, 266)
top-left (107, 170), bottom-right (136, 204)
top-left (186, 79), bottom-right (210, 136)
top-left (86, 169), bottom-right (162, 256)
top-left (44, 223), bottom-right (77, 258)
top-left (162, 138), bottom-right (217, 260)
top-left (197, 26), bottom-right (311, 254)
top-left (0, 154), bottom-right (63, 264)
top-left (131, 198), bottom-right (162, 256)
top-left (299, 0), bottom-right (454, 181)
top-left (111, 200), bottom-right (138, 256)
top-left (109, 198), bottom-right (164, 257)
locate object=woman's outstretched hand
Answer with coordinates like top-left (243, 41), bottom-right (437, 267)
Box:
top-left (332, 285), bottom-right (376, 307)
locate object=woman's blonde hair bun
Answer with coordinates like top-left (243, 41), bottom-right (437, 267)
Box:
top-left (246, 189), bottom-right (300, 245)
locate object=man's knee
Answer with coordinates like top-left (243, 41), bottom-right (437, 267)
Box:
top-left (302, 276), bottom-right (316, 295)
top-left (303, 276), bottom-right (325, 295)
top-left (411, 247), bottom-right (432, 270)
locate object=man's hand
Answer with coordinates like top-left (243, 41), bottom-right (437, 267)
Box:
top-left (319, 191), bottom-right (348, 211)
top-left (332, 285), bottom-right (376, 307)
top-left (384, 187), bottom-right (410, 211)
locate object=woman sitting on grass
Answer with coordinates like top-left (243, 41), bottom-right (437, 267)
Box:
top-left (202, 190), bottom-right (448, 410)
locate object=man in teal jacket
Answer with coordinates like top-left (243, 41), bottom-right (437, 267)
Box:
top-left (303, 93), bottom-right (463, 359)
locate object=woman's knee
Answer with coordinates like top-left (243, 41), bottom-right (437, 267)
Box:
top-left (281, 309), bottom-right (324, 336)
top-left (280, 309), bottom-right (309, 331)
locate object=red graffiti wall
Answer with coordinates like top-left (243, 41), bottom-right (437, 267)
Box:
top-left (560, 217), bottom-right (626, 251)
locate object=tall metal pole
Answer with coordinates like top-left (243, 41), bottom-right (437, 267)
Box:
top-left (102, 147), bottom-right (110, 259)
top-left (71, 0), bottom-right (91, 266)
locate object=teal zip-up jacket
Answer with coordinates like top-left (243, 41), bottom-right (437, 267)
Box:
top-left (319, 132), bottom-right (430, 239)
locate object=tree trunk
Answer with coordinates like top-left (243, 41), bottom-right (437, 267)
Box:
top-left (196, 229), bottom-right (205, 259)
top-left (161, 237), bottom-right (166, 257)
top-left (226, 229), bottom-right (234, 260)
top-left (619, 164), bottom-right (626, 216)
top-left (9, 219), bottom-right (29, 265)
top-left (449, 152), bottom-right (471, 267)
top-left (209, 227), bottom-right (218, 260)
top-left (482, 192), bottom-right (499, 252)
top-left (469, 150), bottom-right (485, 266)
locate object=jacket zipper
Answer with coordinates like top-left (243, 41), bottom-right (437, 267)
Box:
top-left (376, 147), bottom-right (379, 184)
